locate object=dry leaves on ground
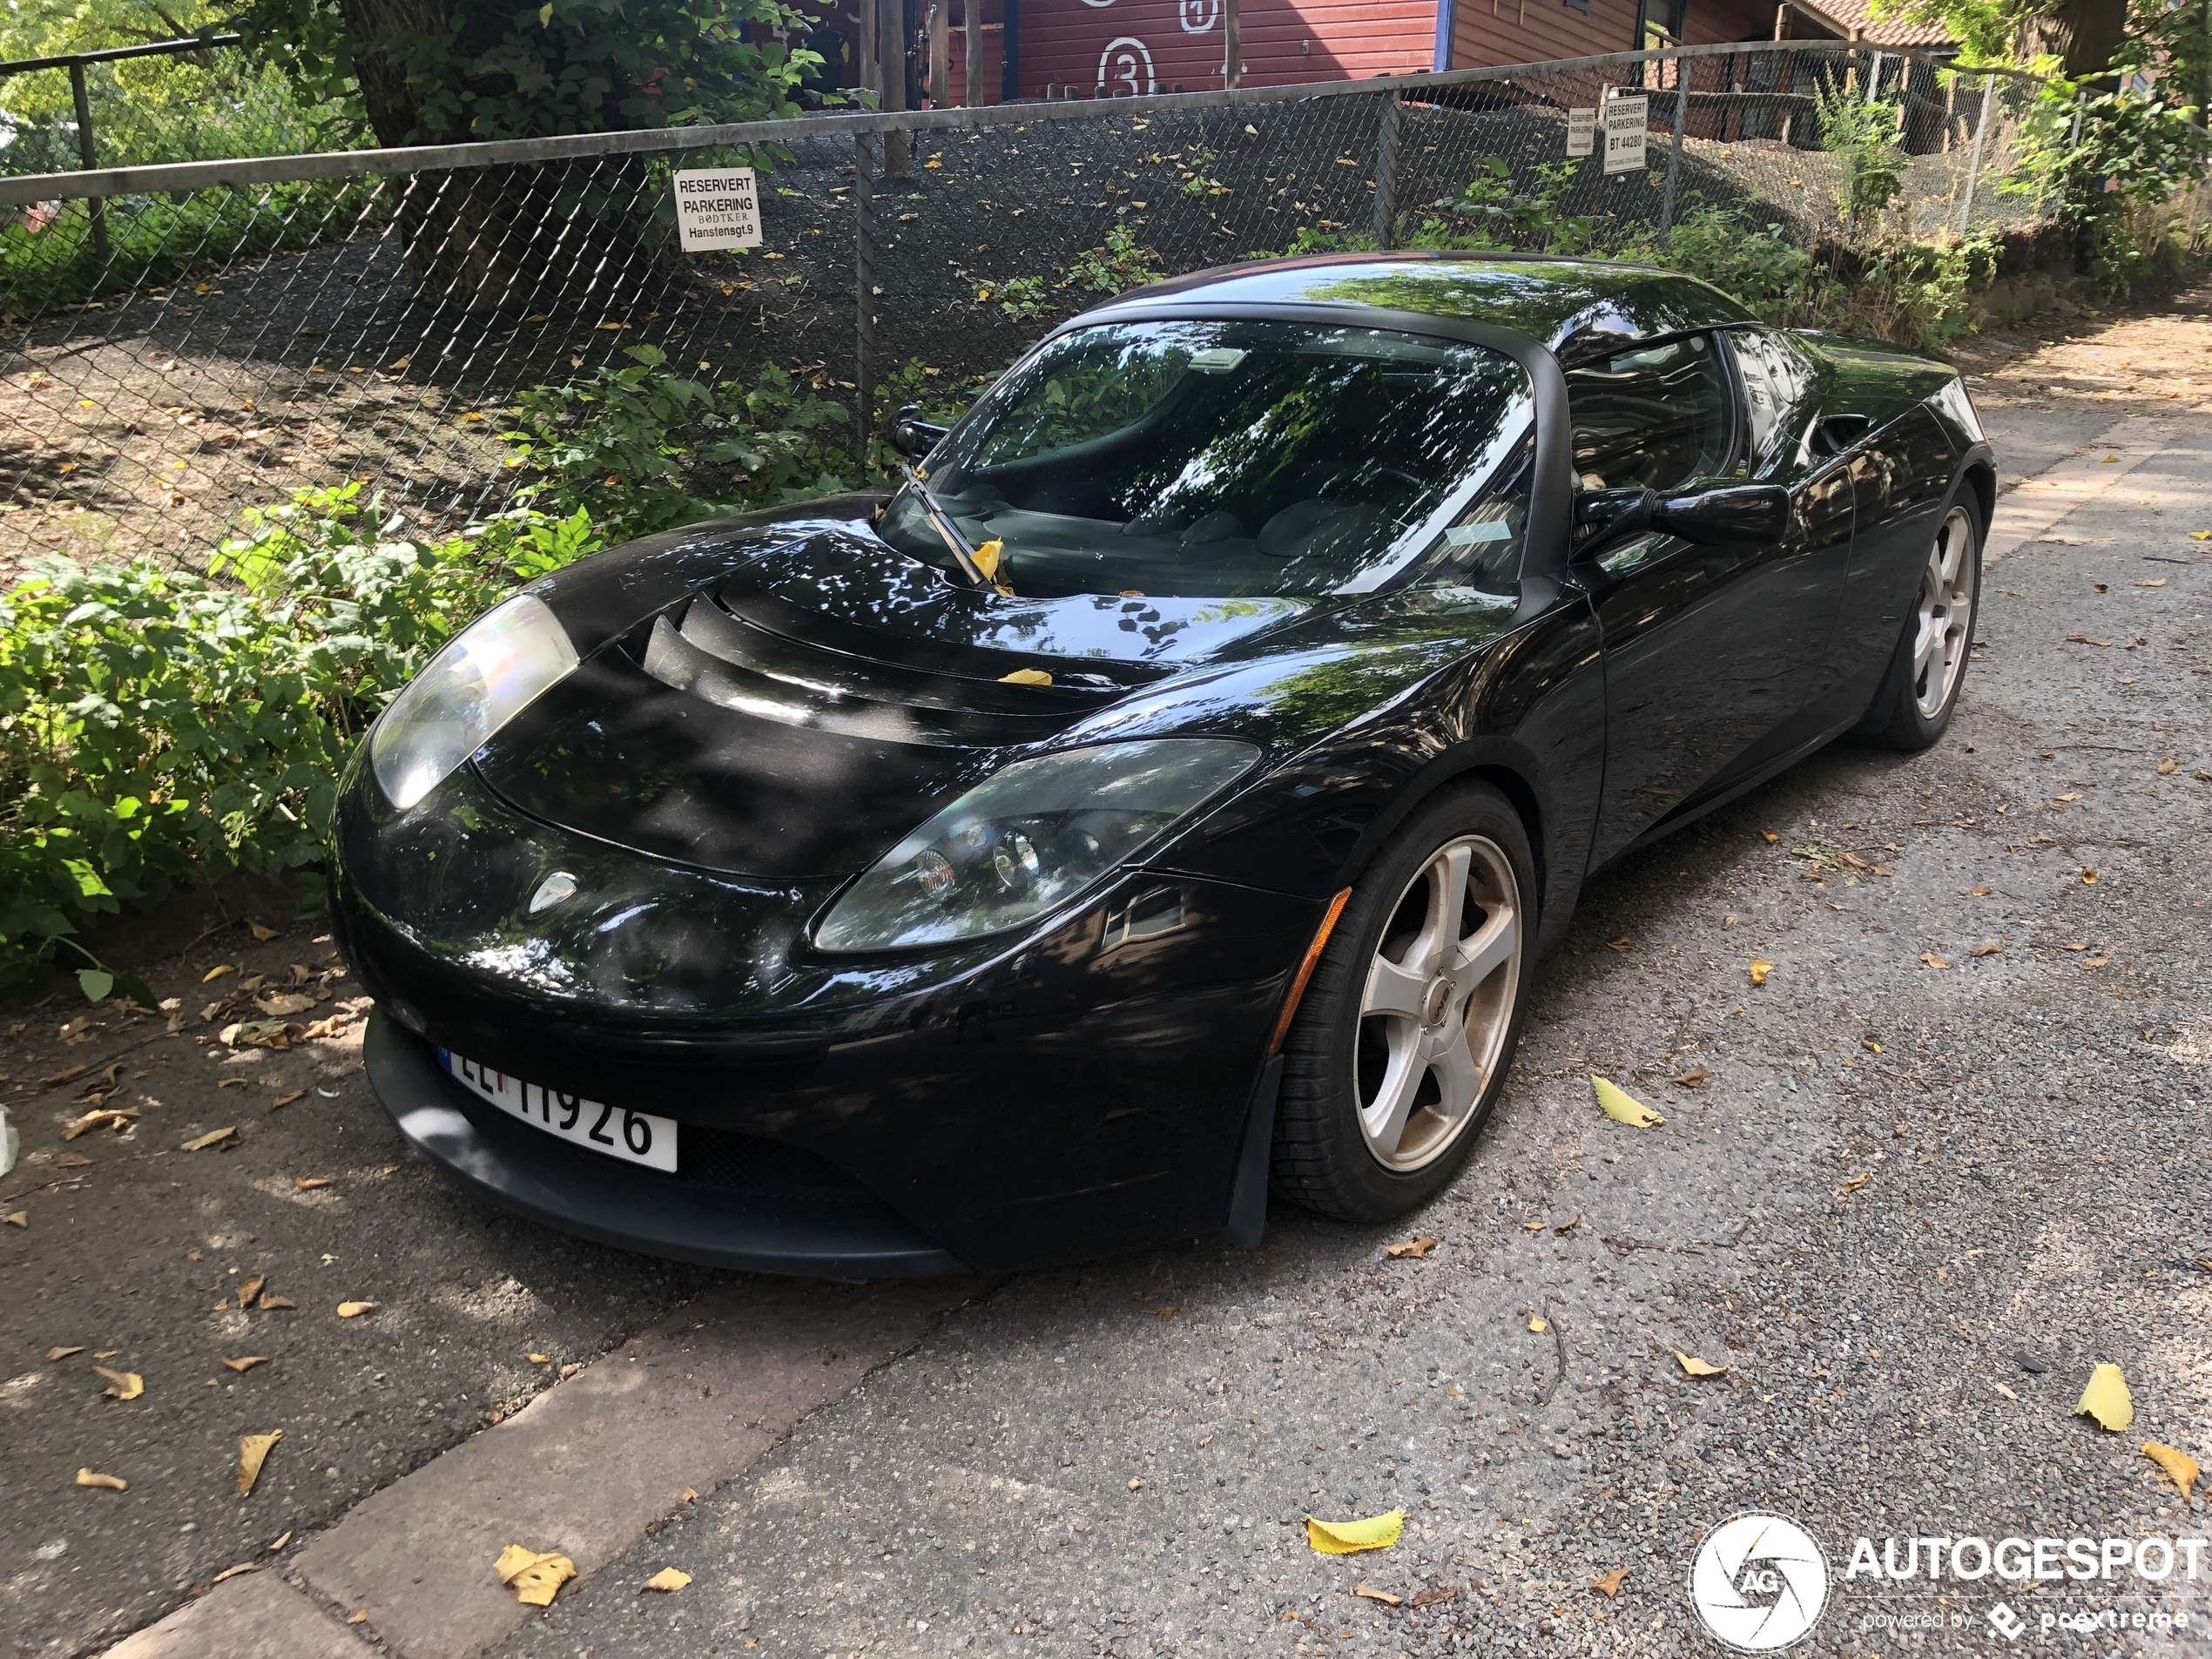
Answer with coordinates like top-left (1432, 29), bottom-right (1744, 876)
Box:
top-left (1527, 1315), bottom-right (1548, 1333)
top-left (1353, 1584), bottom-right (1403, 1605)
top-left (1385, 1236), bottom-right (1439, 1259)
top-left (639, 1568), bottom-right (692, 1593)
top-left (63, 1108), bottom-right (134, 1139)
top-left (1594, 1568), bottom-right (1631, 1598)
top-left (1971, 941), bottom-right (2003, 958)
top-left (526, 1352), bottom-right (551, 1365)
top-left (1921, 954), bottom-right (1952, 970)
top-left (1306, 1510), bottom-right (1406, 1555)
top-left (1674, 1352), bottom-right (1727, 1378)
top-left (336, 1301), bottom-right (378, 1318)
top-left (76, 1469), bottom-right (126, 1491)
top-left (1593, 1076), bottom-right (1664, 1128)
top-left (201, 964), bottom-right (237, 982)
top-left (2078, 1364), bottom-right (2134, 1431)
top-left (211, 1562), bottom-right (258, 1585)
top-left (293, 1177), bottom-right (331, 1190)
top-left (1410, 1585), bottom-right (1457, 1608)
top-left (181, 1126), bottom-right (239, 1152)
top-left (2143, 1441), bottom-right (2199, 1504)
top-left (1603, 936), bottom-right (1634, 953)
top-left (222, 1356), bottom-right (269, 1374)
top-left (1838, 1172), bottom-right (1872, 1195)
top-left (247, 921), bottom-right (280, 941)
top-left (1669, 1064), bottom-right (1707, 1088)
top-left (495, 1545), bottom-right (577, 1607)
top-left (46, 1345), bottom-right (84, 1361)
top-left (271, 1090), bottom-right (306, 1110)
top-left (3, 1211), bottom-right (25, 1228)
top-left (1748, 960), bottom-right (1774, 986)
top-left (236, 1430), bottom-right (283, 1496)
top-left (95, 1366), bottom-right (144, 1400)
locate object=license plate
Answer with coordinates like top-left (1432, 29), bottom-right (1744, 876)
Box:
top-left (438, 1049), bottom-right (678, 1173)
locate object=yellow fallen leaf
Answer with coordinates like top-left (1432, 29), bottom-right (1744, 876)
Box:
top-left (336, 1301), bottom-right (378, 1318)
top-left (258, 1293), bottom-right (295, 1310)
top-left (1920, 953), bottom-right (1952, 970)
top-left (237, 1430), bottom-right (282, 1496)
top-left (2081, 868), bottom-right (2099, 885)
top-left (2157, 759), bottom-right (2178, 776)
top-left (681, 1487), bottom-right (698, 1501)
top-left (247, 920), bottom-right (279, 941)
top-left (47, 1345), bottom-right (86, 1361)
top-left (2102, 453), bottom-right (2118, 462)
top-left (1385, 1236), bottom-right (1439, 1259)
top-left (182, 1126), bottom-right (239, 1151)
top-left (1306, 1510), bottom-right (1405, 1555)
top-left (63, 1108), bottom-right (132, 1139)
top-left (1594, 1568), bottom-right (1630, 1597)
top-left (237, 1277), bottom-right (266, 1306)
top-left (1527, 1316), bottom-right (1548, 1333)
top-left (1970, 941), bottom-right (2002, 957)
top-left (223, 1356), bottom-right (269, 1374)
top-left (347, 1609), bottom-right (368, 1624)
top-left (2078, 1363), bottom-right (2134, 1431)
top-left (1760, 830), bottom-right (1779, 843)
top-left (212, 1561), bottom-right (258, 1585)
top-left (76, 1468), bottom-right (126, 1490)
top-left (272, 1091), bottom-right (307, 1110)
top-left (527, 1352), bottom-right (551, 1364)
top-left (95, 1366), bottom-right (144, 1400)
top-left (640, 1568), bottom-right (691, 1593)
top-left (1592, 1076), bottom-right (1663, 1128)
top-left (1674, 1351), bottom-right (1727, 1377)
top-left (293, 1176), bottom-right (331, 1190)
top-left (269, 1531), bottom-right (291, 1552)
top-left (2139, 577), bottom-right (2168, 588)
top-left (1353, 1583), bottom-right (1403, 1605)
top-left (1603, 934), bottom-right (1634, 953)
top-left (999, 667), bottom-right (1052, 685)
top-left (3, 1211), bottom-right (24, 1228)
top-left (201, 964), bottom-right (237, 982)
top-left (1838, 1171), bottom-right (1872, 1195)
top-left (496, 1545), bottom-right (577, 1606)
top-left (1748, 959), bottom-right (1774, 986)
top-left (2143, 1441), bottom-right (2199, 1503)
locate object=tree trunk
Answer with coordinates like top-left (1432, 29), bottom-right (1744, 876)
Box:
top-left (2013, 0), bottom-right (2128, 78)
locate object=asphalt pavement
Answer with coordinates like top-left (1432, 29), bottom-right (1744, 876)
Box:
top-left (3, 296), bottom-right (2209, 1659)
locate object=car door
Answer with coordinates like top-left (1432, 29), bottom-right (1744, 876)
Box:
top-left (1574, 327), bottom-right (1853, 870)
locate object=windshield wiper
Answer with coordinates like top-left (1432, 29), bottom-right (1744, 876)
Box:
top-left (901, 466), bottom-right (989, 589)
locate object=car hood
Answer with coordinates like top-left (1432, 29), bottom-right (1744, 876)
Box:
top-left (475, 518), bottom-right (1322, 879)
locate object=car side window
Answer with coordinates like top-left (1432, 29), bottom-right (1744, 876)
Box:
top-left (1562, 334), bottom-right (1731, 492)
top-left (1728, 327), bottom-right (1820, 478)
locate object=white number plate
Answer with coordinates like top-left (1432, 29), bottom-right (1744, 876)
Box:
top-left (439, 1049), bottom-right (678, 1172)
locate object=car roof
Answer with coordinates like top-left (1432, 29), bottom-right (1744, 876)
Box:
top-left (1088, 252), bottom-right (1757, 362)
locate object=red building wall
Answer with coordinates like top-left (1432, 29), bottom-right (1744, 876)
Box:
top-left (1006, 0), bottom-right (1440, 99)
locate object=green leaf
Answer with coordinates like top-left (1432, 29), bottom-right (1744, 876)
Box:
top-left (77, 968), bottom-right (115, 1002)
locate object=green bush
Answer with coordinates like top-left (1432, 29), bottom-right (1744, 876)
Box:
top-left (0, 483), bottom-right (605, 1000)
top-left (503, 344), bottom-right (854, 540)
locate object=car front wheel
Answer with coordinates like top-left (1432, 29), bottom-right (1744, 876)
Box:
top-left (1271, 783), bottom-right (1535, 1223)
top-left (1855, 500), bottom-right (1982, 752)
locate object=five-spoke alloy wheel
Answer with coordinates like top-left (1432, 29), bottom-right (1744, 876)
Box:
top-left (1272, 784), bottom-right (1535, 1222)
top-left (1858, 496), bottom-right (1983, 752)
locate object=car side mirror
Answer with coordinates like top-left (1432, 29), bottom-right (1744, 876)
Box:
top-left (1574, 483), bottom-right (1790, 561)
top-left (1652, 483), bottom-right (1791, 544)
top-left (891, 403), bottom-right (948, 459)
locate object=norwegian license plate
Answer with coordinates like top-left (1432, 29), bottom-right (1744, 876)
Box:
top-left (438, 1049), bottom-right (678, 1173)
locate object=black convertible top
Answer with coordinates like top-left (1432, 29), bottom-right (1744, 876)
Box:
top-left (1092, 253), bottom-right (1757, 365)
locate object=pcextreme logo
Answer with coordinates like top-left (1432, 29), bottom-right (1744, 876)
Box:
top-left (1689, 1513), bottom-right (1832, 1651)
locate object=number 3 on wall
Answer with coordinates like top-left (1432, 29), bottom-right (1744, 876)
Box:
top-left (1098, 36), bottom-right (1155, 95)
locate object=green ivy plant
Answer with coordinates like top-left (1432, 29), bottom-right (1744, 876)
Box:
top-left (1813, 78), bottom-right (1908, 238)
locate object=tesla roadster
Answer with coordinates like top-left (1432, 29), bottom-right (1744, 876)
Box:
top-left (333, 253), bottom-right (1993, 1276)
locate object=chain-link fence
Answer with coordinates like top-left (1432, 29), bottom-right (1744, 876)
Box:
top-left (0, 40), bottom-right (2056, 575)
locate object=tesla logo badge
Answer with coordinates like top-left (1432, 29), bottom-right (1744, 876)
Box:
top-left (528, 872), bottom-right (578, 914)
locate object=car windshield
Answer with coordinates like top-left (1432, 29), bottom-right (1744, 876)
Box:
top-left (879, 319), bottom-right (1537, 599)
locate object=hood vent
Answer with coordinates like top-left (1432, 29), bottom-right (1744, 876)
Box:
top-left (640, 595), bottom-right (1120, 749)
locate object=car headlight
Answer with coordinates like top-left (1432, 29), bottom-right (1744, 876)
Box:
top-left (815, 738), bottom-right (1259, 951)
top-left (368, 593), bottom-right (579, 811)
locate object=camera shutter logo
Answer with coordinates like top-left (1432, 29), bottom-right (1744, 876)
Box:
top-left (1689, 1514), bottom-right (1830, 1650)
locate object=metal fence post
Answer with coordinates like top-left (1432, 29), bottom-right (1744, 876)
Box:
top-left (854, 133), bottom-right (877, 474)
top-left (1956, 72), bottom-right (1993, 233)
top-left (1372, 91), bottom-right (1399, 248)
top-left (1659, 54), bottom-right (1689, 235)
top-left (68, 57), bottom-right (109, 269)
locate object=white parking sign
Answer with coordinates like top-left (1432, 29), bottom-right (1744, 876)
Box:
top-left (1603, 96), bottom-right (1649, 174)
top-left (671, 167), bottom-right (763, 252)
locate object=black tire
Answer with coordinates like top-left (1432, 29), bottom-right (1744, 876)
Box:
top-left (1271, 782), bottom-right (1537, 1224)
top-left (1852, 496), bottom-right (1983, 752)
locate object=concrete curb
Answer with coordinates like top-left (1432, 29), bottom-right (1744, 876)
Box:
top-left (103, 1278), bottom-right (974, 1659)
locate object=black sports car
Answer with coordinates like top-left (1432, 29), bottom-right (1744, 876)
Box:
top-left (333, 253), bottom-right (1992, 1277)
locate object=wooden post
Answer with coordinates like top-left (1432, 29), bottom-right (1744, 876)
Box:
top-left (964, 0), bottom-right (984, 104)
top-left (880, 0), bottom-right (909, 175)
top-left (1224, 0), bottom-right (1240, 88)
top-left (1372, 91), bottom-right (1399, 246)
top-left (928, 0), bottom-right (949, 106)
top-left (859, 0), bottom-right (879, 105)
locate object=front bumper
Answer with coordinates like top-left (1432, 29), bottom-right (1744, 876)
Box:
top-left (364, 1011), bottom-right (970, 1276)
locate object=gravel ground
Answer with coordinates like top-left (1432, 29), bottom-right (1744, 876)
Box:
top-left (479, 316), bottom-right (2212, 1659)
top-left (4, 293), bottom-right (2210, 1659)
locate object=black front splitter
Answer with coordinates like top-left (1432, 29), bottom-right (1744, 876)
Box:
top-left (362, 1010), bottom-right (971, 1279)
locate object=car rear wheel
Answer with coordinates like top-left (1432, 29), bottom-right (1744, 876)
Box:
top-left (1855, 501), bottom-right (1981, 752)
top-left (1271, 784), bottom-right (1535, 1223)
